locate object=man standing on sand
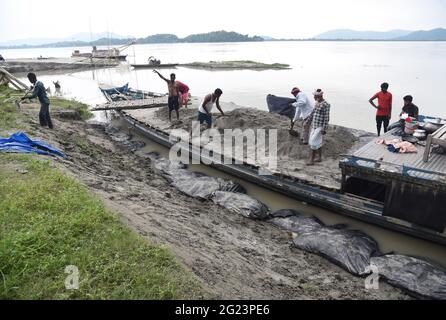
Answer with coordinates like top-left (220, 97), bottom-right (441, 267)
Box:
top-left (153, 70), bottom-right (180, 122)
top-left (21, 72), bottom-right (53, 129)
top-left (369, 82), bottom-right (392, 136)
top-left (289, 87), bottom-right (314, 145)
top-left (307, 89), bottom-right (330, 165)
top-left (198, 89), bottom-right (225, 129)
top-left (176, 80), bottom-right (190, 109)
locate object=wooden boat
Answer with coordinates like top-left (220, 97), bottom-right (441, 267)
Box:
top-left (99, 83), bottom-right (165, 101)
top-left (131, 63), bottom-right (179, 69)
top-left (100, 84), bottom-right (446, 246)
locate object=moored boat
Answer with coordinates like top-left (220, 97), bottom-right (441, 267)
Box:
top-left (98, 84), bottom-right (446, 246)
top-left (131, 63), bottom-right (179, 69)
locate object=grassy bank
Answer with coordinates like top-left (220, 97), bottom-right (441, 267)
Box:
top-left (0, 85), bottom-right (204, 299)
top-left (0, 154), bottom-right (203, 299)
top-left (0, 85), bottom-right (92, 131)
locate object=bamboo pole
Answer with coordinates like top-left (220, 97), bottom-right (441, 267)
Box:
top-left (0, 67), bottom-right (29, 90)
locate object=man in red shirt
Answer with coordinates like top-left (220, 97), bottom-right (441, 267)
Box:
top-left (369, 82), bottom-right (392, 136)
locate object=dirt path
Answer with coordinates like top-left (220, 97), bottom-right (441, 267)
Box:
top-left (6, 104), bottom-right (409, 299)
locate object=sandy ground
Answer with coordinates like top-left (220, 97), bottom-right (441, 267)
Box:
top-left (126, 100), bottom-right (375, 190)
top-left (1, 102), bottom-right (409, 299)
top-left (180, 61), bottom-right (290, 70)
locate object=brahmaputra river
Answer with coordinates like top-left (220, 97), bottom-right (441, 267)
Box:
top-left (3, 41), bottom-right (446, 132)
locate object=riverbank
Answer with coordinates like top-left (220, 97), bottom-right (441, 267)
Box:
top-left (0, 86), bottom-right (204, 299)
top-left (0, 57), bottom-right (118, 75)
top-left (0, 86), bottom-right (407, 299)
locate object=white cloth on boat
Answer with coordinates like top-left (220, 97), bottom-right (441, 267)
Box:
top-left (292, 92), bottom-right (314, 122)
top-left (309, 127), bottom-right (324, 150)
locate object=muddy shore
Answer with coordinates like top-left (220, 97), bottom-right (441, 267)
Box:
top-left (1, 58), bottom-right (118, 75)
top-left (0, 100), bottom-right (408, 299)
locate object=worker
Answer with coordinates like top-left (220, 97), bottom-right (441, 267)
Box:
top-left (198, 89), bottom-right (225, 129)
top-left (369, 82), bottom-right (392, 136)
top-left (21, 72), bottom-right (53, 129)
top-left (307, 89), bottom-right (331, 165)
top-left (153, 70), bottom-right (180, 122)
top-left (289, 87), bottom-right (314, 145)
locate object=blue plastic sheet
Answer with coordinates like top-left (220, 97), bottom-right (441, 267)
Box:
top-left (0, 132), bottom-right (65, 157)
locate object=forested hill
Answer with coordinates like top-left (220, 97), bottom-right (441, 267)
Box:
top-left (0, 31), bottom-right (264, 49)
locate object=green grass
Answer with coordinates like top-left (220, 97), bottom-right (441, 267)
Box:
top-left (0, 154), bottom-right (203, 300)
top-left (50, 97), bottom-right (92, 120)
top-left (0, 85), bottom-right (27, 131)
top-left (0, 85), bottom-right (93, 131)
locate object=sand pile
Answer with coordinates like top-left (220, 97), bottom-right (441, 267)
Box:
top-left (154, 107), bottom-right (359, 161)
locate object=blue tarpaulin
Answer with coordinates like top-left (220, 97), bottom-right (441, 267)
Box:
top-left (0, 132), bottom-right (65, 157)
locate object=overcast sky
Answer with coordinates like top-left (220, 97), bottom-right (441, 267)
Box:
top-left (1, 0), bottom-right (446, 41)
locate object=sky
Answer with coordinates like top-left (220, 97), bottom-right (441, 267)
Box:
top-left (1, 0), bottom-right (446, 42)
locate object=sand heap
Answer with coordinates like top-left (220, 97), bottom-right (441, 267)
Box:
top-left (154, 107), bottom-right (359, 161)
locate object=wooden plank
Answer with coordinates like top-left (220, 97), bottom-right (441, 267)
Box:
top-left (91, 103), bottom-right (166, 111)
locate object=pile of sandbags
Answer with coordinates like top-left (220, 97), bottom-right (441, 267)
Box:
top-left (148, 153), bottom-right (269, 220)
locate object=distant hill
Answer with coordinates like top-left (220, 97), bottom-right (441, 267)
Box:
top-left (394, 28), bottom-right (446, 40)
top-left (140, 34), bottom-right (180, 43)
top-left (183, 31), bottom-right (263, 43)
top-left (0, 32), bottom-right (131, 47)
top-left (314, 29), bottom-right (412, 40)
top-left (0, 31), bottom-right (264, 49)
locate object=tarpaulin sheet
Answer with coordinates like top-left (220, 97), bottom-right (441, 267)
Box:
top-left (266, 94), bottom-right (296, 119)
top-left (0, 132), bottom-right (65, 157)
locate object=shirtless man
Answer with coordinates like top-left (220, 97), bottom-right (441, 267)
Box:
top-left (153, 70), bottom-right (180, 121)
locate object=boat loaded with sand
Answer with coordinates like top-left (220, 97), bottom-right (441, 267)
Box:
top-left (98, 85), bottom-right (446, 246)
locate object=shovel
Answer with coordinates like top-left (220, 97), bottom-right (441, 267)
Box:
top-left (14, 100), bottom-right (21, 111)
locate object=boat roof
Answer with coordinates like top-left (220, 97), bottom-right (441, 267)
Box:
top-left (344, 127), bottom-right (446, 182)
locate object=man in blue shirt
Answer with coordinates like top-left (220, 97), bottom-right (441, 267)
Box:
top-left (21, 72), bottom-right (53, 129)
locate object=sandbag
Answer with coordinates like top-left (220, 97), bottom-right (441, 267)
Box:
top-left (211, 191), bottom-right (270, 220)
top-left (268, 209), bottom-right (324, 234)
top-left (172, 172), bottom-right (245, 200)
top-left (266, 94), bottom-right (296, 119)
top-left (148, 153), bottom-right (245, 199)
top-left (370, 255), bottom-right (446, 300)
top-left (292, 227), bottom-right (380, 276)
top-left (147, 152), bottom-right (187, 181)
top-left (105, 125), bottom-right (145, 151)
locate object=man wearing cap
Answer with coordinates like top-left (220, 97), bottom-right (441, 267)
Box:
top-left (307, 89), bottom-right (330, 165)
top-left (290, 87), bottom-right (314, 144)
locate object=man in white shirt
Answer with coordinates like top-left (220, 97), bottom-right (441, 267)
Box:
top-left (289, 87), bottom-right (314, 144)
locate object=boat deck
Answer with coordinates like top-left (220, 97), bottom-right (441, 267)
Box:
top-left (346, 128), bottom-right (446, 182)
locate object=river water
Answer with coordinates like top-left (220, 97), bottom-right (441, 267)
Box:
top-left (3, 41), bottom-right (446, 132)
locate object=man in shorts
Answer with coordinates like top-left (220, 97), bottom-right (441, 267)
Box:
top-left (153, 70), bottom-right (180, 121)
